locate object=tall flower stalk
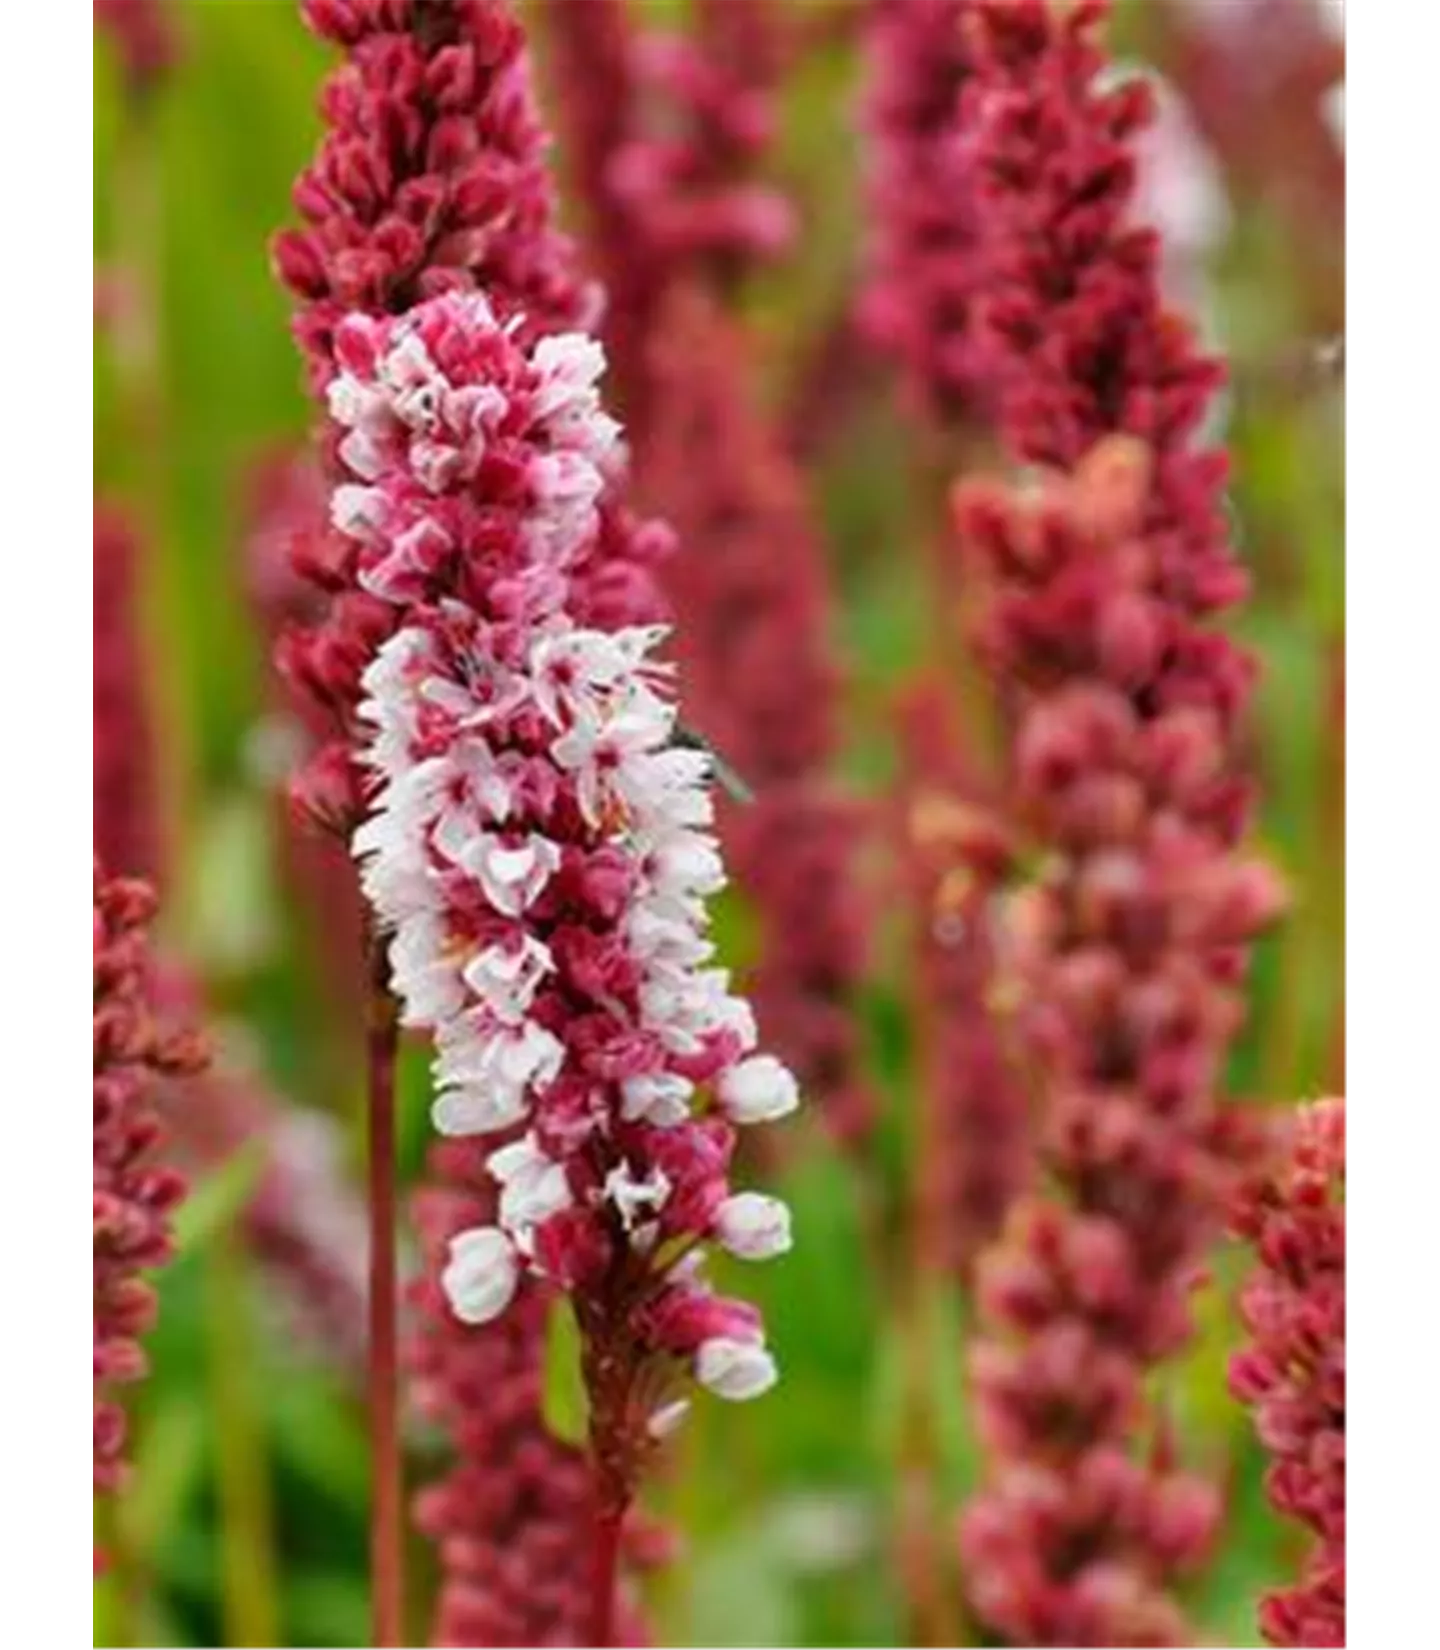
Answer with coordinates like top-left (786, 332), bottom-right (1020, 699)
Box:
top-left (934, 3), bottom-right (1285, 1641)
top-left (953, 448), bottom-right (1280, 1642)
top-left (1230, 1098), bottom-right (1345, 1648)
top-left (94, 866), bottom-right (206, 1559)
top-left (272, 5), bottom-right (631, 1637)
top-left (333, 290), bottom-right (798, 1644)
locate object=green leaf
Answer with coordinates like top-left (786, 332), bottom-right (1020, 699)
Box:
top-left (172, 1144), bottom-right (264, 1257)
top-left (283, 1570), bottom-right (370, 1649)
top-left (542, 1297), bottom-right (589, 1446)
top-left (119, 1395), bottom-right (208, 1554)
top-left (268, 1366), bottom-right (369, 1507)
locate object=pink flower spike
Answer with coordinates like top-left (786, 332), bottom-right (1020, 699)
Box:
top-left (338, 292), bottom-right (798, 1426)
top-left (93, 865), bottom-right (206, 1551)
top-left (1230, 1099), bottom-right (1346, 1647)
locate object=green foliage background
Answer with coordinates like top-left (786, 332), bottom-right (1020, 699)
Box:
top-left (94, 3), bottom-right (1343, 1645)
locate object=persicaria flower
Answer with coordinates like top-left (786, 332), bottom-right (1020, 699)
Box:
top-left (1230, 1098), bottom-right (1345, 1648)
top-left (94, 508), bottom-right (159, 880)
top-left (335, 290), bottom-right (797, 1409)
top-left (410, 1141), bottom-right (663, 1644)
top-left (94, 866), bottom-right (206, 1530)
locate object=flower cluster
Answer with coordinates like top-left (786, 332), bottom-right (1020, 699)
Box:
top-left (94, 867), bottom-right (205, 1523)
top-left (332, 290), bottom-right (797, 1413)
top-left (860, 0), bottom-right (989, 423)
top-left (639, 288), bottom-right (874, 1145)
top-left (272, 0), bottom-right (658, 834)
top-left (94, 508), bottom-right (159, 880)
top-left (954, 439), bottom-right (1283, 1645)
top-left (1230, 1097), bottom-right (1345, 1648)
top-left (275, 0), bottom-right (593, 393)
top-left (409, 1140), bottom-right (662, 1646)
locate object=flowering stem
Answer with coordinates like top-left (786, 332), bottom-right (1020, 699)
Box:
top-left (588, 1494), bottom-right (627, 1649)
top-left (365, 932), bottom-right (403, 1648)
top-left (583, 1307), bottom-right (639, 1650)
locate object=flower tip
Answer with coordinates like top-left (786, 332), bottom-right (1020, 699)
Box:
top-left (717, 1054), bottom-right (799, 1125)
top-left (695, 1337), bottom-right (778, 1402)
top-left (441, 1226), bottom-right (518, 1325)
top-left (715, 1192), bottom-right (793, 1261)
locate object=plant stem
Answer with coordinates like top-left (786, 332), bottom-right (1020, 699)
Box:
top-left (588, 1495), bottom-right (626, 1649)
top-left (366, 930), bottom-right (404, 1648)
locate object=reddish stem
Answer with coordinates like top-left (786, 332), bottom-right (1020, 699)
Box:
top-left (588, 1494), bottom-right (626, 1649)
top-left (366, 932), bottom-right (403, 1647)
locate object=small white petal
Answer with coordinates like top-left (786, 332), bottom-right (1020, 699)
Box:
top-left (620, 1072), bottom-right (694, 1126)
top-left (432, 1083), bottom-right (529, 1137)
top-left (714, 1193), bottom-right (793, 1261)
top-left (604, 1165), bottom-right (672, 1231)
top-left (441, 1227), bottom-right (518, 1324)
top-left (331, 483), bottom-right (385, 543)
top-left (696, 1338), bottom-right (778, 1401)
top-left (718, 1055), bottom-right (798, 1125)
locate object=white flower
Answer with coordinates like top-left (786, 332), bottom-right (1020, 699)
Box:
top-left (431, 761), bottom-right (513, 857)
top-left (442, 1227), bottom-right (518, 1324)
top-left (379, 326), bottom-right (440, 400)
top-left (531, 332), bottom-right (606, 406)
top-left (620, 1071), bottom-right (694, 1126)
top-left (529, 627), bottom-right (635, 726)
top-left (714, 1193), bottom-right (793, 1261)
top-left (388, 912), bottom-right (463, 1028)
top-left (461, 935), bottom-right (553, 1025)
top-left (615, 743), bottom-right (711, 828)
top-left (331, 482), bottom-right (385, 544)
top-left (488, 1134), bottom-right (573, 1239)
top-left (696, 1337), bottom-right (778, 1401)
top-left (432, 1020), bottom-right (565, 1134)
top-left (551, 692), bottom-right (673, 826)
top-left (327, 371), bottom-right (389, 434)
top-left (604, 1164), bottom-right (672, 1231)
top-left (410, 436), bottom-right (462, 494)
top-left (463, 833), bottom-right (561, 916)
top-left (646, 831), bottom-right (726, 900)
top-left (718, 1055), bottom-right (799, 1124)
top-left (432, 1081), bottom-right (530, 1137)
top-left (627, 906), bottom-right (714, 975)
